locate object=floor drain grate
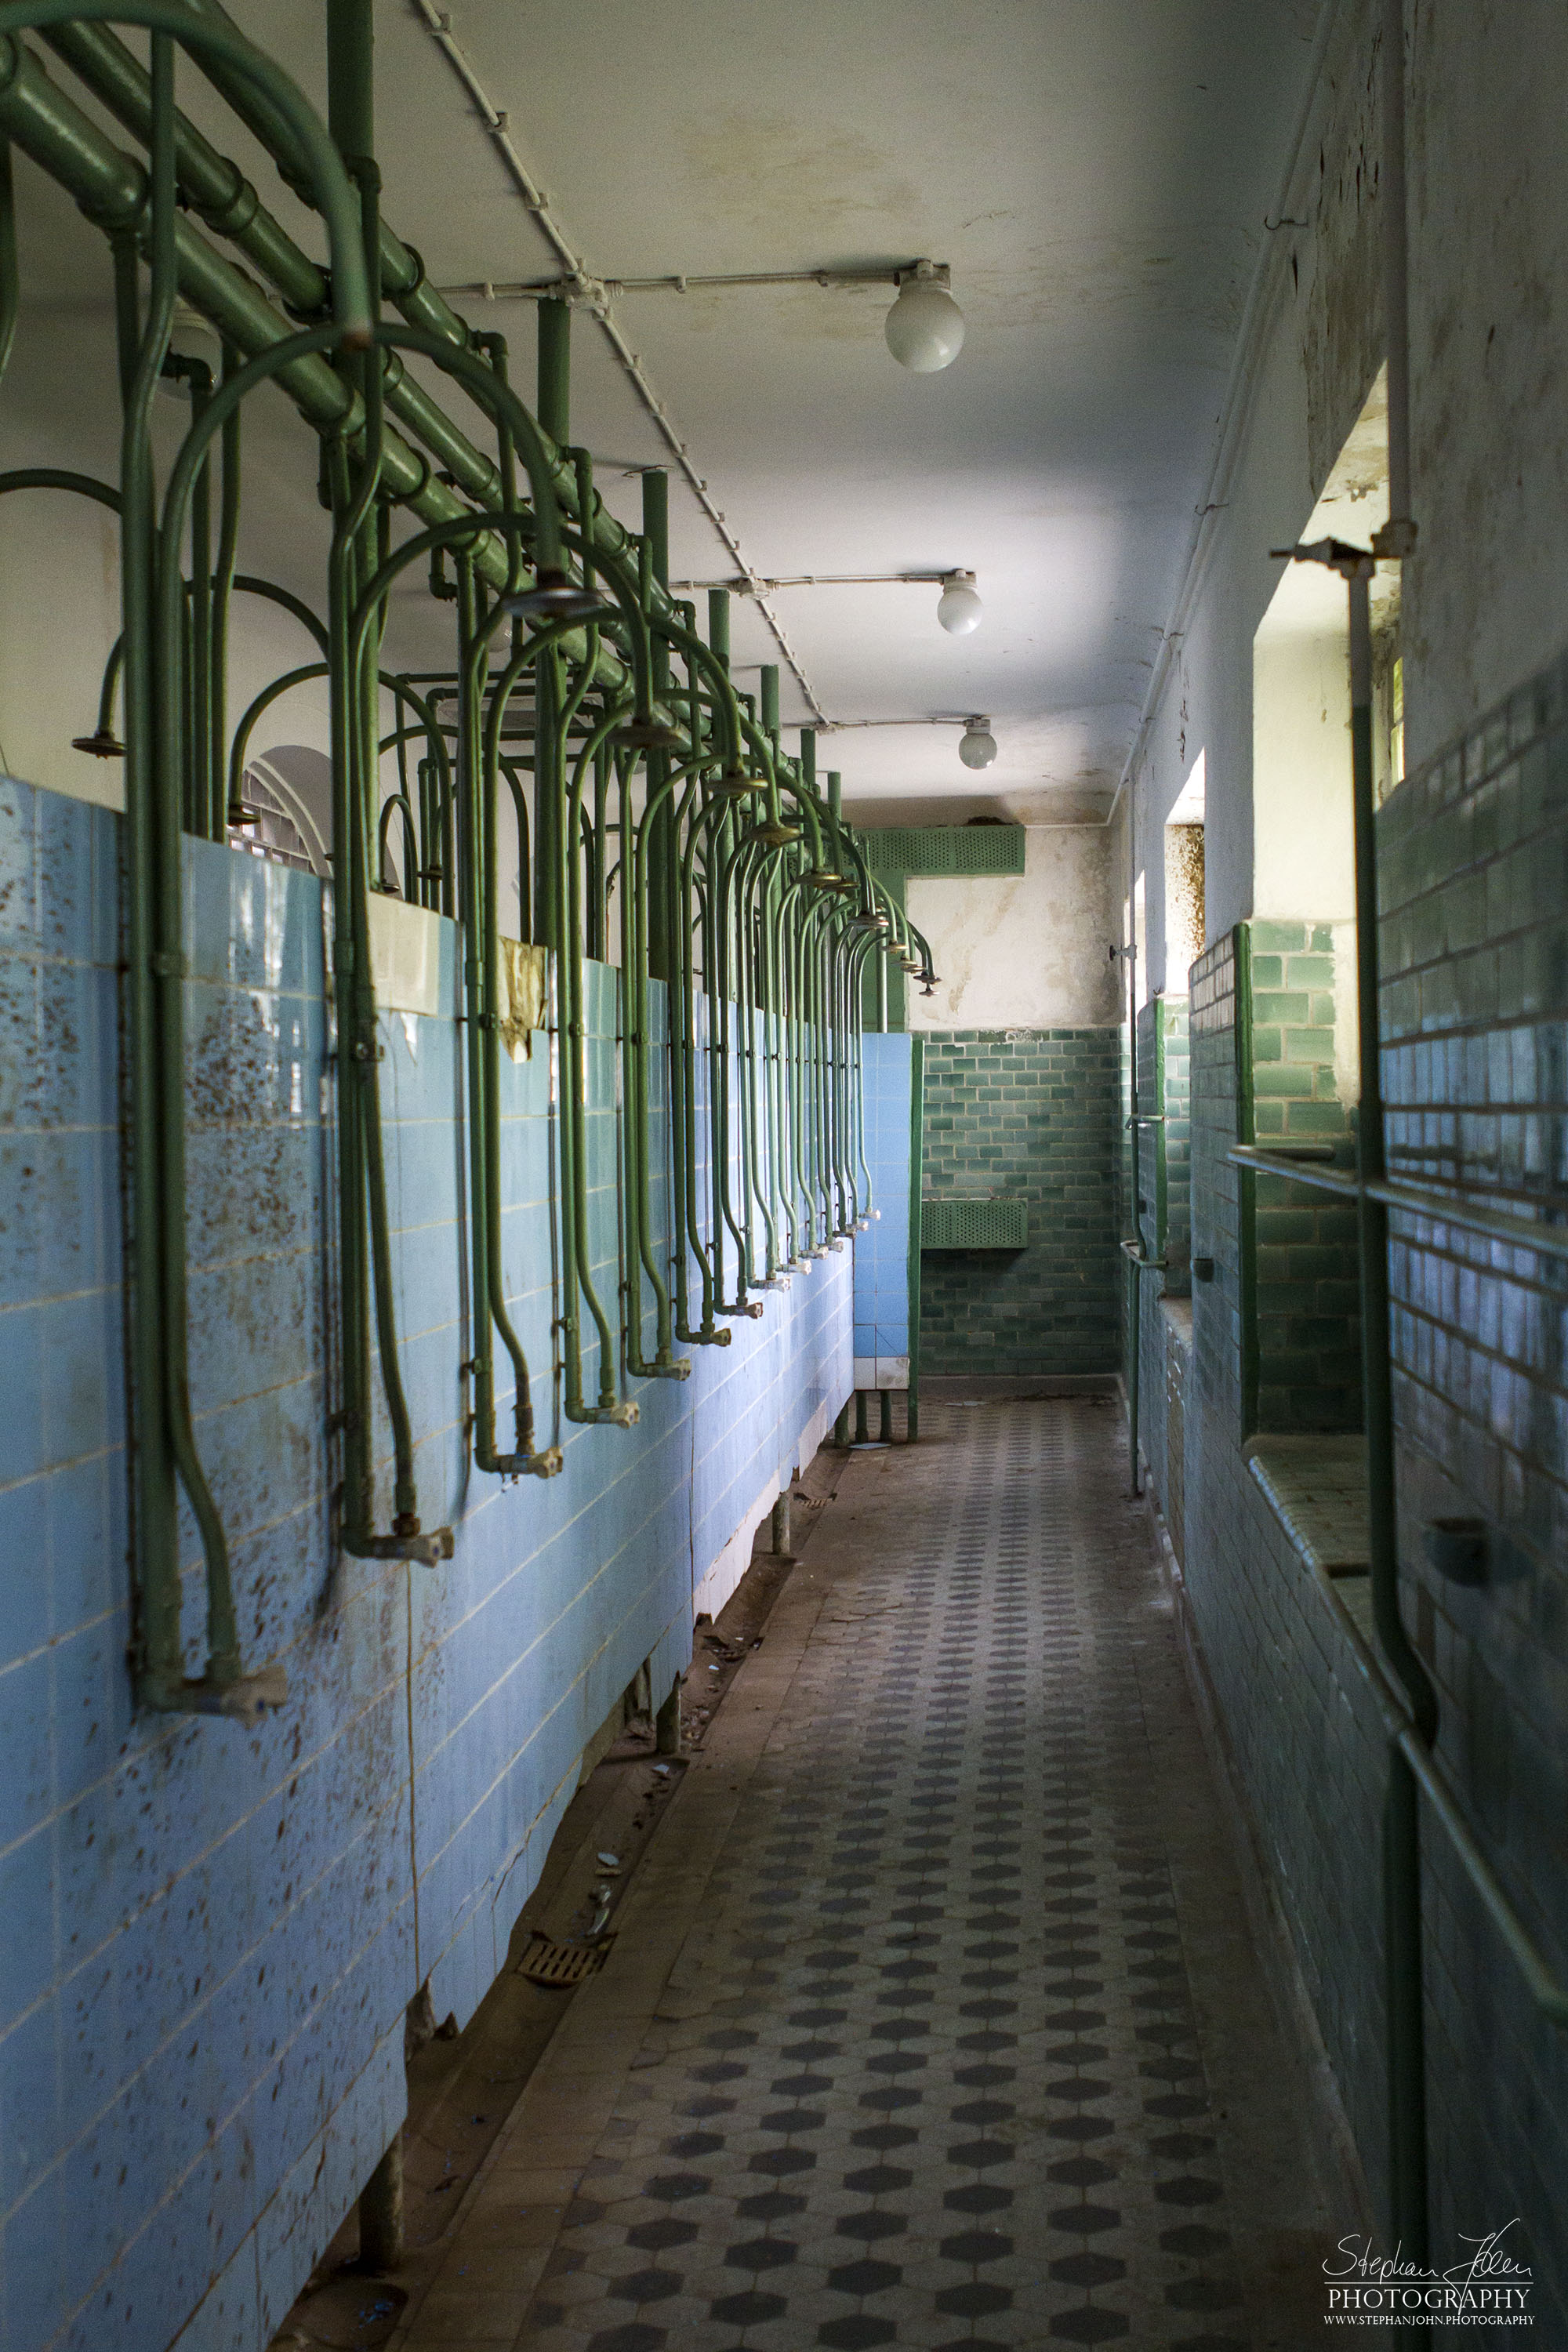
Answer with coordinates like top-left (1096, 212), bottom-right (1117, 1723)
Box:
top-left (517, 1931), bottom-right (614, 1988)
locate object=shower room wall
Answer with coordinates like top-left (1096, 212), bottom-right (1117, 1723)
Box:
top-left (1121, 0), bottom-right (1568, 2310)
top-left (895, 824), bottom-right (1124, 1379)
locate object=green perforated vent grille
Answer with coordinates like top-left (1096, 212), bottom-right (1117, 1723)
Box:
top-left (862, 826), bottom-right (1026, 878)
top-left (921, 1197), bottom-right (1029, 1250)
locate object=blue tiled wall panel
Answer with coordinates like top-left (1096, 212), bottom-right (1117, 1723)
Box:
top-left (854, 1034), bottom-right (913, 1369)
top-left (0, 776), bottom-right (852, 2352)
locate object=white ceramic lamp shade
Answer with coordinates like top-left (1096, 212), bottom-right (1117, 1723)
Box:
top-left (885, 271), bottom-right (965, 373)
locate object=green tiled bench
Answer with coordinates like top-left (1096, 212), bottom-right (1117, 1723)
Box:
top-left (1245, 1435), bottom-right (1370, 1573)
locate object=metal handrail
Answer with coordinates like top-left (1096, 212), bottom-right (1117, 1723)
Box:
top-left (1295, 1545), bottom-right (1568, 2026)
top-left (1227, 1145), bottom-right (1568, 1264)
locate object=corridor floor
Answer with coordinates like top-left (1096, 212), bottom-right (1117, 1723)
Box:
top-left (388, 1399), bottom-right (1336, 2352)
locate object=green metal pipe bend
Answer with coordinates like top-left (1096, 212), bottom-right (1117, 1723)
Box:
top-left (0, 0), bottom-right (371, 338)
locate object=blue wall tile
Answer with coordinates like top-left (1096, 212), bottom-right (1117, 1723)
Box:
top-left (0, 774), bottom-right (854, 2352)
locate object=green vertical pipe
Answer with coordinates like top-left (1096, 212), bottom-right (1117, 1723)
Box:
top-left (760, 662), bottom-right (779, 742)
top-left (210, 341), bottom-right (240, 833)
top-left (707, 586), bottom-right (730, 671)
top-left (183, 364), bottom-right (213, 838)
top-left (536, 296), bottom-right (570, 448)
top-left (644, 468), bottom-right (670, 594)
top-left (1346, 559), bottom-right (1438, 2259)
top-left (532, 645), bottom-right (557, 949)
top-left (125, 29), bottom-right (183, 1699)
top-left (906, 1033), bottom-right (924, 1442)
top-left (887, 877), bottom-right (907, 1033)
top-left (644, 469), bottom-right (673, 983)
top-left (325, 0), bottom-right (374, 163)
top-left (1235, 923), bottom-right (1259, 1438)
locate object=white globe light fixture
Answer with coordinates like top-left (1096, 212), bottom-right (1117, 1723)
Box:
top-left (885, 261), bottom-right (965, 374)
top-left (937, 570), bottom-right (982, 635)
top-left (959, 716), bottom-right (997, 771)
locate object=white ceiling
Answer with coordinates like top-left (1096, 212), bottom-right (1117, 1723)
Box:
top-left (368, 0), bottom-right (1327, 816)
top-left (8, 1), bottom-right (1327, 816)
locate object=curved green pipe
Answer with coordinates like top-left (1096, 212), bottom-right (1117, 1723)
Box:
top-left (0, 0), bottom-right (372, 339)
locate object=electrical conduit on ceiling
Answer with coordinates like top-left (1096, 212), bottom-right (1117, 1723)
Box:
top-left (410, 0), bottom-right (829, 725)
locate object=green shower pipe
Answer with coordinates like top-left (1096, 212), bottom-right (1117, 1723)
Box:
top-left (536, 295), bottom-right (569, 447)
top-left (4, 5), bottom-right (876, 1700)
top-left (0, 42), bottom-right (564, 610)
top-left (671, 778), bottom-right (737, 1341)
top-left (709, 829), bottom-right (765, 1303)
top-left (226, 662), bottom-right (448, 856)
top-left (724, 833), bottom-right (773, 1279)
top-left (120, 24), bottom-right (222, 1709)
top-left (618, 734), bottom-right (695, 1374)
top-left (630, 746), bottom-right (750, 1365)
top-left (321, 240), bottom-right (430, 1562)
top-left (681, 785), bottom-right (751, 1316)
top-left (0, 0), bottom-right (372, 336)
top-left (343, 520), bottom-right (586, 1479)
top-left (456, 582), bottom-right (570, 1465)
top-left (2, 10), bottom-right (710, 641)
top-left (559, 691), bottom-right (648, 1409)
top-left (642, 468), bottom-right (673, 985)
top-left (527, 628), bottom-right (619, 1417)
top-left (375, 786), bottom-right (416, 894)
top-left (160, 350), bottom-right (217, 837)
top-left (659, 655), bottom-right (709, 1328)
top-left (209, 339), bottom-right (239, 837)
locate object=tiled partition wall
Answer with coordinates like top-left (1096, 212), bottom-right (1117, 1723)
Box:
top-left (0, 776), bottom-right (852, 2352)
top-left (1132, 996), bottom-right (1193, 1561)
top-left (1181, 927), bottom-right (1394, 2228)
top-left (1142, 660), bottom-right (1568, 2330)
top-left (1242, 920), bottom-right (1362, 1433)
top-left (918, 1027), bottom-right (1120, 1378)
top-left (1376, 657), bottom-right (1568, 2292)
top-left (852, 1033), bottom-right (916, 1391)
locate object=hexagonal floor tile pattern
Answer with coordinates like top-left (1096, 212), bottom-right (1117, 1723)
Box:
top-left (394, 1401), bottom-right (1332, 2350)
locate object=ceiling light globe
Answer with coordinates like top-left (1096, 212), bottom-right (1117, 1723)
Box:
top-left (937, 572), bottom-right (982, 635)
top-left (958, 717), bottom-right (997, 771)
top-left (884, 272), bottom-right (965, 374)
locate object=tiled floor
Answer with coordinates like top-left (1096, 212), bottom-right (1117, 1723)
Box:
top-left (390, 1399), bottom-right (1334, 2352)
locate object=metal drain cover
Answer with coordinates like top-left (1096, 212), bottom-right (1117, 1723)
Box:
top-left (518, 1930), bottom-right (614, 1988)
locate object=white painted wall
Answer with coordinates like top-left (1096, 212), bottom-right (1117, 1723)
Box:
top-left (1251, 566), bottom-right (1356, 924)
top-left (0, 406), bottom-right (332, 812)
top-left (906, 823), bottom-right (1122, 1030)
